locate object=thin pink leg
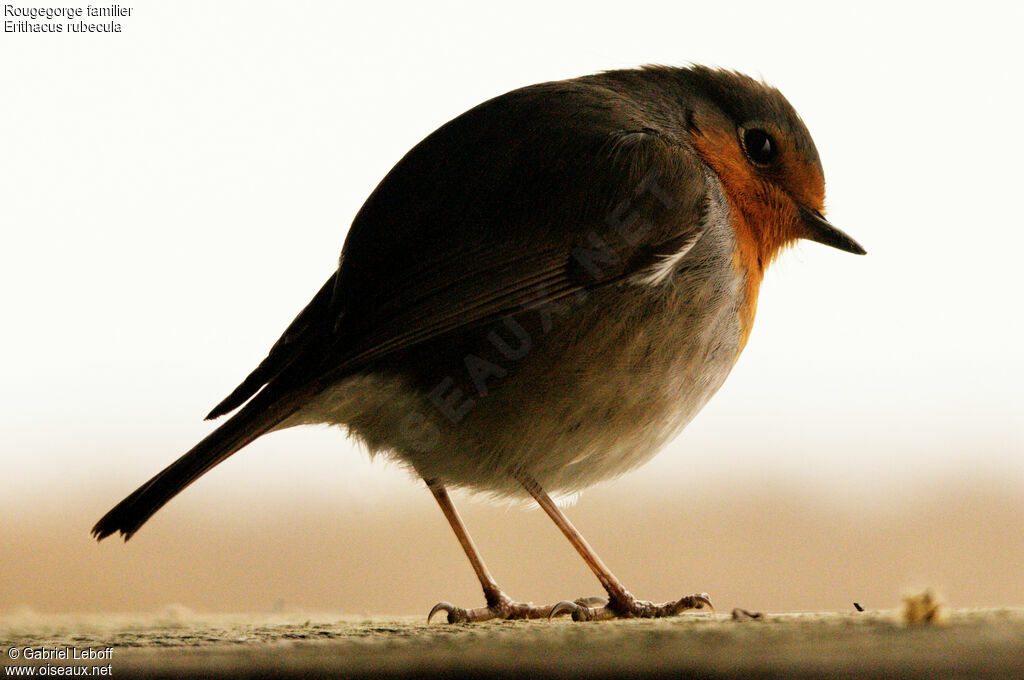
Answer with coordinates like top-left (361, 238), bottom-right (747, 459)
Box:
top-left (425, 479), bottom-right (556, 622)
top-left (427, 481), bottom-right (504, 607)
top-left (517, 472), bottom-right (713, 621)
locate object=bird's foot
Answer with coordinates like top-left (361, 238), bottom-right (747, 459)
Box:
top-left (427, 593), bottom-right (559, 623)
top-left (549, 592), bottom-right (713, 621)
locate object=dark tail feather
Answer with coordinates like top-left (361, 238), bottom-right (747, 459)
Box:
top-left (205, 273), bottom-right (339, 421)
top-left (204, 362), bottom-right (275, 421)
top-left (92, 385), bottom-right (307, 541)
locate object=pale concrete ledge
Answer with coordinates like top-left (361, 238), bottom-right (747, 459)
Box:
top-left (4, 609), bottom-right (1024, 679)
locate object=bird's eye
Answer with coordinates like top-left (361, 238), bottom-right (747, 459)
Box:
top-left (742, 128), bottom-right (777, 166)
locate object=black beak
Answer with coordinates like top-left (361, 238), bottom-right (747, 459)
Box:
top-left (797, 206), bottom-right (866, 255)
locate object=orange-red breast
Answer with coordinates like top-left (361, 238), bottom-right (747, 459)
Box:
top-left (93, 65), bottom-right (864, 622)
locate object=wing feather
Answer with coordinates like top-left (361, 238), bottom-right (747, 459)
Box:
top-left (210, 82), bottom-right (711, 417)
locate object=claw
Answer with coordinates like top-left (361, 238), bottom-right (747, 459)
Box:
top-left (427, 601), bottom-right (461, 624)
top-left (690, 593), bottom-right (715, 614)
top-left (661, 592), bottom-right (714, 616)
top-left (677, 593), bottom-right (713, 615)
top-left (548, 600), bottom-right (581, 620)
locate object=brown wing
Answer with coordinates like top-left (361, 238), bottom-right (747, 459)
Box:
top-left (211, 81), bottom-right (711, 418)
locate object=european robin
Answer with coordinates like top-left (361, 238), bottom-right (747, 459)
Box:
top-left (93, 65), bottom-right (864, 622)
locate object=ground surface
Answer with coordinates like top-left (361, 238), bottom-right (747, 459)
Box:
top-left (3, 609), bottom-right (1024, 679)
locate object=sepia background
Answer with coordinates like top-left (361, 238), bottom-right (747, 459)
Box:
top-left (2, 0), bottom-right (1022, 617)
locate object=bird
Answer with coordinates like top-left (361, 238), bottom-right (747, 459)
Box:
top-left (92, 65), bottom-right (865, 622)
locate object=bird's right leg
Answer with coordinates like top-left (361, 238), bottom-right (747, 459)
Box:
top-left (425, 479), bottom-right (556, 623)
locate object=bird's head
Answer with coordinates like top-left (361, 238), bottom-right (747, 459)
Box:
top-left (674, 66), bottom-right (865, 268)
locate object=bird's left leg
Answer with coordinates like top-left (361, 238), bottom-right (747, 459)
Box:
top-left (516, 472), bottom-right (713, 621)
top-left (425, 479), bottom-right (556, 622)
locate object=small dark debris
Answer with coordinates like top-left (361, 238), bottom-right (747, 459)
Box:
top-left (731, 608), bottom-right (764, 621)
top-left (854, 602), bottom-right (864, 612)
